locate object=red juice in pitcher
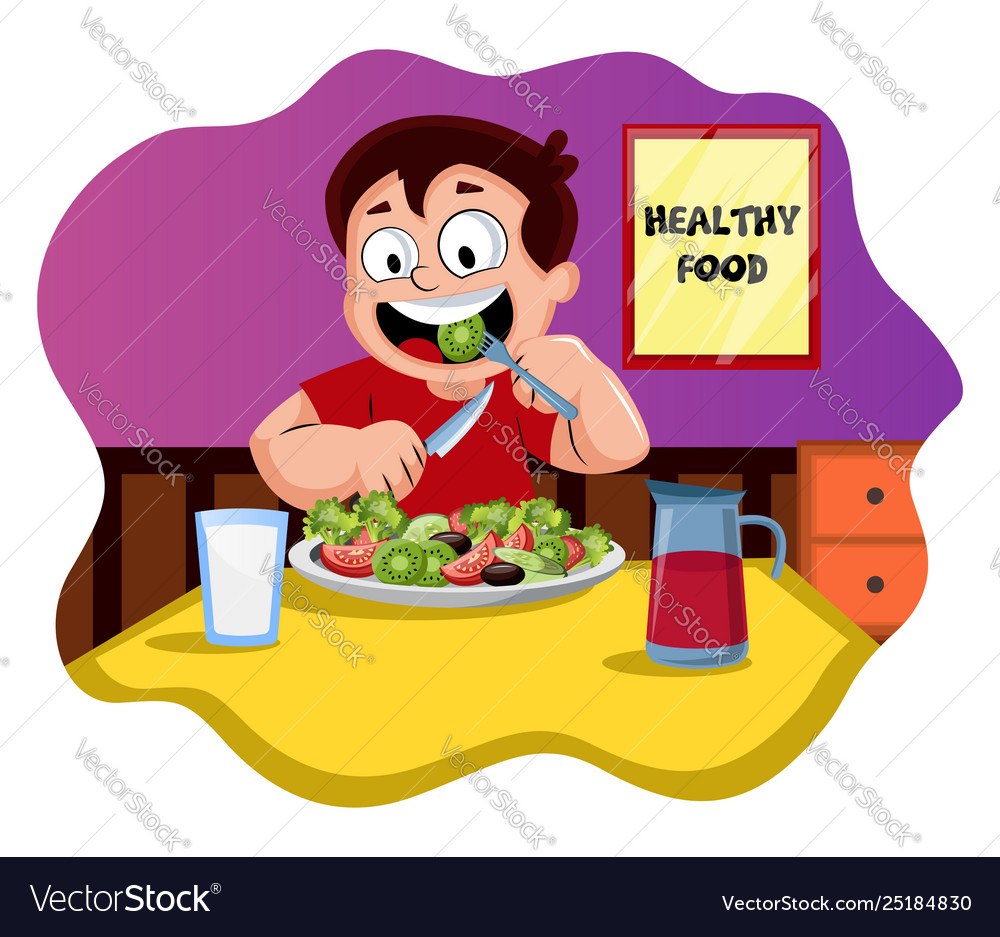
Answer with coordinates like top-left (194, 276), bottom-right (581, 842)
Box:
top-left (644, 480), bottom-right (786, 669)
top-left (647, 551), bottom-right (748, 658)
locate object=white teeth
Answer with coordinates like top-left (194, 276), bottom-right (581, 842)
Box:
top-left (386, 284), bottom-right (505, 325)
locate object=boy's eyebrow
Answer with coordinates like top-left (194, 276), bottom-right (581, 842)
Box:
top-left (366, 201), bottom-right (392, 215)
top-left (456, 181), bottom-right (484, 194)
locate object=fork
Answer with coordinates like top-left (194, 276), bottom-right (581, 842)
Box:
top-left (477, 331), bottom-right (579, 420)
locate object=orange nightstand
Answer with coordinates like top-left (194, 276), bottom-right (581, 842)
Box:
top-left (797, 441), bottom-right (926, 642)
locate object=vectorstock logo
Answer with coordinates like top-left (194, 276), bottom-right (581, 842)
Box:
top-left (628, 190), bottom-right (741, 303)
top-left (808, 370), bottom-right (920, 479)
top-left (76, 739), bottom-right (188, 852)
top-left (262, 189), bottom-right (373, 301)
top-left (30, 884), bottom-right (213, 912)
top-left (628, 558), bottom-right (736, 663)
top-left (81, 9), bottom-right (194, 121)
top-left (811, 4), bottom-right (925, 116)
top-left (445, 5), bottom-right (560, 118)
top-left (78, 373), bottom-right (189, 485)
top-left (807, 736), bottom-right (918, 846)
top-left (443, 736), bottom-right (554, 849)
top-left (443, 371), bottom-right (552, 483)
top-left (259, 555), bottom-right (374, 666)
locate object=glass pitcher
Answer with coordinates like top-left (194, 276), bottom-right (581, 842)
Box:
top-left (644, 480), bottom-right (786, 669)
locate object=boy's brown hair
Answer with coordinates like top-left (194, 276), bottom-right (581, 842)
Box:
top-left (326, 116), bottom-right (578, 272)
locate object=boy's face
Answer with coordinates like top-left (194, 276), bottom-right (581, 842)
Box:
top-left (342, 165), bottom-right (578, 383)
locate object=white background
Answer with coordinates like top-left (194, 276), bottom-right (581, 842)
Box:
top-left (1, 0), bottom-right (997, 858)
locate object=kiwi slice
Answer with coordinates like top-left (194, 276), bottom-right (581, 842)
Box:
top-left (493, 547), bottom-right (566, 578)
top-left (402, 513), bottom-right (450, 542)
top-left (415, 540), bottom-right (458, 588)
top-left (533, 536), bottom-right (570, 566)
top-left (437, 314), bottom-right (485, 362)
top-left (372, 540), bottom-right (427, 586)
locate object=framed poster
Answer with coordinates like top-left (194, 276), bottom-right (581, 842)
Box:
top-left (623, 124), bottom-right (820, 370)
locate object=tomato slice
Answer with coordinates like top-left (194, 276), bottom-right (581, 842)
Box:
top-left (352, 527), bottom-right (373, 545)
top-left (447, 507), bottom-right (467, 535)
top-left (441, 531), bottom-right (501, 586)
top-left (319, 539), bottom-right (388, 578)
top-left (502, 523), bottom-right (534, 552)
top-left (561, 534), bottom-right (585, 569)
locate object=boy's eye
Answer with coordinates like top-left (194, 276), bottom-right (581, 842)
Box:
top-left (438, 210), bottom-right (507, 278)
top-left (362, 227), bottom-right (418, 281)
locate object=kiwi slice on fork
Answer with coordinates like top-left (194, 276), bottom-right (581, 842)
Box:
top-left (437, 314), bottom-right (485, 362)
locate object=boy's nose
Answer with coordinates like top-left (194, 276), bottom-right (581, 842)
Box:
top-left (409, 266), bottom-right (438, 292)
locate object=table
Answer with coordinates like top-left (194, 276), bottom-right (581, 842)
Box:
top-left (67, 560), bottom-right (877, 806)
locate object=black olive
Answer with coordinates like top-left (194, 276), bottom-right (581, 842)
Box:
top-left (430, 531), bottom-right (472, 555)
top-left (481, 562), bottom-right (525, 587)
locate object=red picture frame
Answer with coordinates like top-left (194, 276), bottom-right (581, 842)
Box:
top-left (622, 124), bottom-right (821, 370)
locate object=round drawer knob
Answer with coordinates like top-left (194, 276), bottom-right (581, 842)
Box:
top-left (866, 487), bottom-right (884, 505)
top-left (866, 576), bottom-right (884, 594)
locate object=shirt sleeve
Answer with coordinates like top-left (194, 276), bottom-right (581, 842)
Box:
top-left (299, 358), bottom-right (376, 427)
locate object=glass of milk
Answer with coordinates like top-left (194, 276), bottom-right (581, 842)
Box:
top-left (195, 509), bottom-right (289, 646)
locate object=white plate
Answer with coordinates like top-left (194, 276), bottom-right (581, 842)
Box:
top-left (287, 539), bottom-right (628, 608)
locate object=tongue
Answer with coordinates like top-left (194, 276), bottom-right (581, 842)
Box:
top-left (398, 337), bottom-right (444, 363)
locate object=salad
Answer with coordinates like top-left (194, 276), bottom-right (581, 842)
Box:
top-left (302, 492), bottom-right (613, 589)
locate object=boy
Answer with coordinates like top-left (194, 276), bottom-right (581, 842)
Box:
top-left (251, 116), bottom-right (648, 513)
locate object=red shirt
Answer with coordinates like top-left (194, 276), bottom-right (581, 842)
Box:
top-left (300, 358), bottom-right (558, 516)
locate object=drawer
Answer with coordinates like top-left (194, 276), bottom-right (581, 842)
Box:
top-left (804, 449), bottom-right (921, 538)
top-left (809, 543), bottom-right (927, 625)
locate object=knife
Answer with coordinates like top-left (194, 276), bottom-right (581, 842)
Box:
top-left (423, 380), bottom-right (494, 457)
top-left (347, 381), bottom-right (495, 506)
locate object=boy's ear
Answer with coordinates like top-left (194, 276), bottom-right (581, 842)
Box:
top-left (544, 261), bottom-right (580, 303)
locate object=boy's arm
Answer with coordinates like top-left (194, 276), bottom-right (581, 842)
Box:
top-left (510, 335), bottom-right (649, 473)
top-left (249, 391), bottom-right (425, 508)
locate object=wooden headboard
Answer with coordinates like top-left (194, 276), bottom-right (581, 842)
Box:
top-left (56, 446), bottom-right (797, 663)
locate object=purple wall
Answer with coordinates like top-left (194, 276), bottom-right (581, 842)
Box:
top-left (39, 51), bottom-right (960, 449)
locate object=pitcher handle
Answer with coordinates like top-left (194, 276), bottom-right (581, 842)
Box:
top-left (738, 515), bottom-right (786, 579)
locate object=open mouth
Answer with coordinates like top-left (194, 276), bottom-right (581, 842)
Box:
top-left (376, 285), bottom-right (513, 364)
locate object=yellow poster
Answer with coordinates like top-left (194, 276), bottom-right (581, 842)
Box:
top-left (625, 127), bottom-right (819, 368)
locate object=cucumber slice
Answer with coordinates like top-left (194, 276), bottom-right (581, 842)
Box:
top-left (402, 513), bottom-right (450, 542)
top-left (522, 567), bottom-right (568, 584)
top-left (493, 547), bottom-right (566, 577)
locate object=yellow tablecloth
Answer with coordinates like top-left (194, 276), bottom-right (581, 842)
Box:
top-left (67, 560), bottom-right (877, 806)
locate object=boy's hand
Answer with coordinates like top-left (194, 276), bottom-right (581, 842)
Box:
top-left (355, 420), bottom-right (426, 499)
top-left (508, 334), bottom-right (598, 415)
